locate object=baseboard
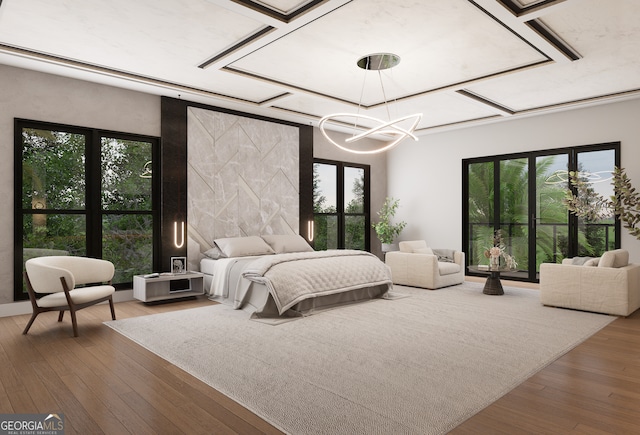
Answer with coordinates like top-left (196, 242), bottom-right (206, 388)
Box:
top-left (0, 301), bottom-right (32, 318)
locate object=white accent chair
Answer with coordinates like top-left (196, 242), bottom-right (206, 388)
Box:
top-left (24, 256), bottom-right (116, 337)
top-left (385, 240), bottom-right (465, 289)
top-left (539, 249), bottom-right (640, 316)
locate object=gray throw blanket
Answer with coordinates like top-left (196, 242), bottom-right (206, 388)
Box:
top-left (242, 250), bottom-right (393, 314)
top-left (571, 256), bottom-right (596, 265)
top-left (433, 248), bottom-right (456, 263)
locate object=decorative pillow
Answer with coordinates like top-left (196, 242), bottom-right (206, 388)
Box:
top-left (583, 258), bottom-right (600, 267)
top-left (261, 234), bottom-right (314, 254)
top-left (598, 249), bottom-right (629, 268)
top-left (203, 246), bottom-right (225, 259)
top-left (571, 256), bottom-right (595, 266)
top-left (399, 240), bottom-right (428, 253)
top-left (414, 247), bottom-right (434, 256)
top-left (213, 236), bottom-right (275, 258)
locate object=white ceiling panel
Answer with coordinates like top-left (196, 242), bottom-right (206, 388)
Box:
top-left (229, 0), bottom-right (546, 105)
top-left (0, 0), bottom-right (264, 83)
top-left (0, 0), bottom-right (639, 135)
top-left (466, 0), bottom-right (640, 111)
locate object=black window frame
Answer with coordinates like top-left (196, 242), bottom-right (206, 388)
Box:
top-left (14, 118), bottom-right (160, 300)
top-left (463, 141), bottom-right (621, 283)
top-left (312, 158), bottom-right (371, 251)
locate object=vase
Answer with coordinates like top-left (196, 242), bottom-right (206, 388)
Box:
top-left (490, 256), bottom-right (499, 269)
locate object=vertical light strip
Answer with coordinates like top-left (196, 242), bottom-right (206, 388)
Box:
top-left (307, 220), bottom-right (314, 242)
top-left (174, 221), bottom-right (185, 248)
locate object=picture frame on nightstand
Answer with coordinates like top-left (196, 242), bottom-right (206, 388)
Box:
top-left (171, 256), bottom-right (187, 274)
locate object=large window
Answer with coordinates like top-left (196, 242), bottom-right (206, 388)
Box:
top-left (15, 119), bottom-right (159, 300)
top-left (312, 159), bottom-right (370, 251)
top-left (464, 142), bottom-right (620, 282)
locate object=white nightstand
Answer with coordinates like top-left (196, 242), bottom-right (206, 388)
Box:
top-left (133, 272), bottom-right (204, 303)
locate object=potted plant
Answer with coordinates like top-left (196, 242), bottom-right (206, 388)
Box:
top-left (372, 197), bottom-right (407, 252)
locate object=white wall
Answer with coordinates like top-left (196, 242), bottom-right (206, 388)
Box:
top-left (0, 64), bottom-right (161, 306)
top-left (387, 98), bottom-right (640, 261)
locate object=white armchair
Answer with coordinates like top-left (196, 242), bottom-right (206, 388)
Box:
top-left (539, 249), bottom-right (640, 316)
top-left (24, 256), bottom-right (116, 337)
top-left (385, 240), bottom-right (465, 289)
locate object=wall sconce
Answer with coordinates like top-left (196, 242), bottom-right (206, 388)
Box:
top-left (174, 221), bottom-right (185, 248)
top-left (307, 220), bottom-right (314, 242)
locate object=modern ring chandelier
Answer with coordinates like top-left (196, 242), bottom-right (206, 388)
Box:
top-left (319, 53), bottom-right (422, 154)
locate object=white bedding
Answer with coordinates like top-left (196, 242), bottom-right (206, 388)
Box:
top-left (242, 250), bottom-right (393, 314)
top-left (210, 258), bottom-right (237, 297)
top-left (200, 250), bottom-right (392, 318)
top-left (202, 256), bottom-right (260, 299)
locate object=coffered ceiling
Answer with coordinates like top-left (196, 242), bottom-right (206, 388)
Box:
top-left (1, 0), bottom-right (638, 136)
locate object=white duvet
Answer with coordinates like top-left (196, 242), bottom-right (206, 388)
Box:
top-left (242, 249), bottom-right (393, 314)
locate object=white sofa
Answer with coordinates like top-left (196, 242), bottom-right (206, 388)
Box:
top-left (539, 249), bottom-right (640, 316)
top-left (385, 240), bottom-right (465, 289)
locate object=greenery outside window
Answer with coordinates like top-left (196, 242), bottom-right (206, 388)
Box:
top-left (15, 119), bottom-right (159, 300)
top-left (313, 159), bottom-right (370, 251)
top-left (464, 142), bottom-right (620, 283)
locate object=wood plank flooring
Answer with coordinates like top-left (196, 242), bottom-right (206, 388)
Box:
top-left (1, 283), bottom-right (639, 435)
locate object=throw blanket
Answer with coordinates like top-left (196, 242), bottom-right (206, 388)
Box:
top-left (242, 250), bottom-right (393, 314)
top-left (571, 256), bottom-right (597, 265)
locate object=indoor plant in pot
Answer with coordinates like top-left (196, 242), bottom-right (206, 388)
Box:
top-left (372, 197), bottom-right (407, 252)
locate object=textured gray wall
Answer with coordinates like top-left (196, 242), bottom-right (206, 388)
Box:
top-left (187, 107), bottom-right (300, 269)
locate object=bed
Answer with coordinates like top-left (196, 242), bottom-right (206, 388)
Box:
top-left (200, 235), bottom-right (393, 318)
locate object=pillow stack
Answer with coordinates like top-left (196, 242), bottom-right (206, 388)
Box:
top-left (204, 234), bottom-right (313, 259)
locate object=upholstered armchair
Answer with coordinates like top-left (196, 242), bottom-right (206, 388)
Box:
top-left (24, 256), bottom-right (117, 337)
top-left (539, 249), bottom-right (640, 316)
top-left (385, 240), bottom-right (465, 289)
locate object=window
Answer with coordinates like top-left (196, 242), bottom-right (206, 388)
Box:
top-left (463, 142), bottom-right (620, 283)
top-left (15, 119), bottom-right (159, 300)
top-left (312, 159), bottom-right (370, 251)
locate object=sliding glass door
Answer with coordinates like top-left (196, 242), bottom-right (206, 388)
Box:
top-left (464, 142), bottom-right (619, 283)
top-left (534, 153), bottom-right (570, 271)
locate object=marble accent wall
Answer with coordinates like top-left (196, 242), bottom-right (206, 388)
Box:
top-left (186, 107), bottom-right (300, 268)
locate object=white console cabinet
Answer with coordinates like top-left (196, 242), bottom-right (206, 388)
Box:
top-left (133, 272), bottom-right (204, 303)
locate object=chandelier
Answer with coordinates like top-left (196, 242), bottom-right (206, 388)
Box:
top-left (319, 53), bottom-right (422, 154)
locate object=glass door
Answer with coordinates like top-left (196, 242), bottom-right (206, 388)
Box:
top-left (574, 148), bottom-right (617, 255)
top-left (534, 153), bottom-right (570, 275)
top-left (499, 158), bottom-right (529, 280)
top-left (464, 143), bottom-right (619, 283)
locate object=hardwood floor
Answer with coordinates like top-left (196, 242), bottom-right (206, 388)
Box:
top-left (0, 296), bottom-right (282, 435)
top-left (1, 283), bottom-right (639, 435)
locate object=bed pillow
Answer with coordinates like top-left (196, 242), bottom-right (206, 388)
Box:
top-left (213, 236), bottom-right (275, 258)
top-left (261, 234), bottom-right (314, 254)
top-left (203, 245), bottom-right (225, 259)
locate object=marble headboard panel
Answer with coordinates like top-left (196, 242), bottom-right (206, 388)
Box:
top-left (186, 107), bottom-right (300, 270)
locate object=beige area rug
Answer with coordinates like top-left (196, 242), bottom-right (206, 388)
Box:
top-left (105, 282), bottom-right (614, 435)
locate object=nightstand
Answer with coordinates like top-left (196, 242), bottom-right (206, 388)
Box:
top-left (132, 272), bottom-right (204, 303)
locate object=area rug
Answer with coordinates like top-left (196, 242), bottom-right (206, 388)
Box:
top-left (105, 282), bottom-right (614, 435)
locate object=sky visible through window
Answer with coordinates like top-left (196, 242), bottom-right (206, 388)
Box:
top-left (316, 164), bottom-right (359, 209)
